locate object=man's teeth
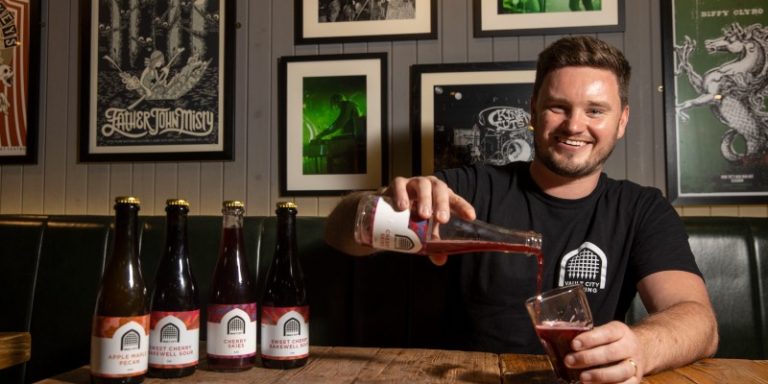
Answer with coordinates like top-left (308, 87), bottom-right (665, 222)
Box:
top-left (561, 139), bottom-right (587, 147)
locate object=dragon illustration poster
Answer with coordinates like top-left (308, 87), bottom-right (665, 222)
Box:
top-left (666, 0), bottom-right (768, 203)
top-left (0, 0), bottom-right (38, 164)
top-left (82, 0), bottom-right (233, 161)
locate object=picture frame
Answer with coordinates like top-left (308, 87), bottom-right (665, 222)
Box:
top-left (411, 61), bottom-right (536, 176)
top-left (473, 0), bottom-right (625, 37)
top-left (295, 0), bottom-right (437, 44)
top-left (79, 0), bottom-right (235, 162)
top-left (0, 0), bottom-right (40, 164)
top-left (662, 0), bottom-right (768, 205)
top-left (279, 53), bottom-right (388, 196)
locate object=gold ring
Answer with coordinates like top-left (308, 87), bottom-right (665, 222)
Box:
top-left (627, 358), bottom-right (638, 377)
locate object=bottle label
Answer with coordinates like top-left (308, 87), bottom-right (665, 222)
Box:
top-left (148, 310), bottom-right (199, 368)
top-left (206, 303), bottom-right (257, 358)
top-left (260, 306), bottom-right (309, 359)
top-left (90, 315), bottom-right (150, 378)
top-left (371, 196), bottom-right (427, 253)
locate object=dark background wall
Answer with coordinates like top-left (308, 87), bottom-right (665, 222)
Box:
top-left (0, 0), bottom-right (765, 217)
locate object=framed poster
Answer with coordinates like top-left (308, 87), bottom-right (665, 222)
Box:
top-left (295, 0), bottom-right (436, 44)
top-left (279, 53), bottom-right (388, 196)
top-left (0, 0), bottom-right (39, 164)
top-left (411, 61), bottom-right (536, 176)
top-left (663, 0), bottom-right (768, 204)
top-left (80, 0), bottom-right (235, 162)
top-left (473, 0), bottom-right (624, 37)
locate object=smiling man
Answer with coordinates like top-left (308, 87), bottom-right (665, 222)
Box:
top-left (325, 36), bottom-right (718, 384)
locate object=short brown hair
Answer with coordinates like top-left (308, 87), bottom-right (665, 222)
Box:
top-left (533, 36), bottom-right (631, 106)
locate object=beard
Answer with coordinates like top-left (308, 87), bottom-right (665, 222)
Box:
top-left (534, 138), bottom-right (616, 178)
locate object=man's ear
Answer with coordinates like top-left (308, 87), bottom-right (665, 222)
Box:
top-left (529, 94), bottom-right (538, 126)
top-left (617, 105), bottom-right (629, 139)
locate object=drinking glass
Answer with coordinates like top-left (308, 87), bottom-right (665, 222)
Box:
top-left (525, 284), bottom-right (593, 384)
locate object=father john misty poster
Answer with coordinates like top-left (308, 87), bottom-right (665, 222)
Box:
top-left (89, 0), bottom-right (224, 153)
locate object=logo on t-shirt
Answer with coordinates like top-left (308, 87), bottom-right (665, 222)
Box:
top-left (558, 242), bottom-right (607, 293)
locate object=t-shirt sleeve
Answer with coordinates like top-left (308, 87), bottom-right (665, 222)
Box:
top-left (434, 165), bottom-right (479, 203)
top-left (630, 189), bottom-right (702, 281)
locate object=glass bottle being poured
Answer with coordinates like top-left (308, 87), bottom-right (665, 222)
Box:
top-left (354, 194), bottom-right (542, 256)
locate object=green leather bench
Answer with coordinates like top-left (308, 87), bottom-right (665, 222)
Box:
top-left (0, 215), bottom-right (766, 383)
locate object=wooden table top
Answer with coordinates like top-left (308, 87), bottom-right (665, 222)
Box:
top-left (38, 346), bottom-right (768, 383)
top-left (501, 353), bottom-right (768, 384)
top-left (0, 332), bottom-right (31, 370)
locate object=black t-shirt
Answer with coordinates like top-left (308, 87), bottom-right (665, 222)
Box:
top-left (435, 162), bottom-right (702, 354)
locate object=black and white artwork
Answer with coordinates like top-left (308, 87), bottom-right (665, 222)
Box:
top-left (81, 0), bottom-right (234, 161)
top-left (411, 62), bottom-right (536, 176)
top-left (432, 83), bottom-right (533, 171)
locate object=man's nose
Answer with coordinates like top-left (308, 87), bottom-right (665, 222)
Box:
top-left (562, 111), bottom-right (587, 133)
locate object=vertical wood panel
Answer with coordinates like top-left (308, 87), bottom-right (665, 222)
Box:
top-left (649, 0), bottom-right (667, 192)
top-left (64, 0), bottom-right (89, 214)
top-left (0, 167), bottom-right (22, 213)
top-left (246, 0), bottom-right (273, 217)
top-left (109, 164), bottom-right (133, 199)
top-left (390, 41), bottom-right (416, 178)
top-left (155, 164), bottom-right (178, 205)
top-left (86, 165), bottom-right (111, 214)
top-left (40, 0), bottom-right (65, 214)
top-left (177, 163), bottom-right (201, 209)
top-left (223, 2), bottom-right (249, 208)
top-left (492, 37), bottom-right (521, 62)
top-left (199, 163), bottom-right (224, 215)
top-left (622, 1), bottom-right (655, 186)
top-left (441, 0), bottom-right (467, 63)
top-left (270, 0), bottom-right (294, 212)
top-left (132, 164), bottom-right (156, 213)
top-left (598, 32), bottom-right (627, 180)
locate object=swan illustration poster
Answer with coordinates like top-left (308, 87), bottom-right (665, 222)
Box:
top-left (82, 0), bottom-right (233, 161)
top-left (666, 0), bottom-right (768, 203)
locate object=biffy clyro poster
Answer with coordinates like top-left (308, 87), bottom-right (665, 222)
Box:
top-left (667, 0), bottom-right (768, 203)
top-left (84, 0), bottom-right (232, 161)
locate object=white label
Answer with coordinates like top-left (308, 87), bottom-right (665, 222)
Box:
top-left (149, 310), bottom-right (199, 368)
top-left (260, 306), bottom-right (309, 359)
top-left (371, 196), bottom-right (425, 253)
top-left (90, 316), bottom-right (150, 378)
top-left (206, 304), bottom-right (257, 358)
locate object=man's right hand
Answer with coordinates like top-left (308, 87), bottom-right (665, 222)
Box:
top-left (383, 176), bottom-right (476, 265)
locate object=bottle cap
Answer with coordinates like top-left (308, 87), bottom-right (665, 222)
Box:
top-left (166, 198), bottom-right (190, 207)
top-left (115, 196), bottom-right (140, 205)
top-left (223, 200), bottom-right (245, 209)
top-left (276, 201), bottom-right (297, 209)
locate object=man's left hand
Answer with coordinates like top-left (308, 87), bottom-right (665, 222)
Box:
top-left (565, 321), bottom-right (643, 383)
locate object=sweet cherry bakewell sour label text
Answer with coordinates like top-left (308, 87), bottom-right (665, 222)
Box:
top-left (90, 315), bottom-right (150, 378)
top-left (206, 303), bottom-right (257, 358)
top-left (260, 306), bottom-right (310, 360)
top-left (148, 310), bottom-right (199, 368)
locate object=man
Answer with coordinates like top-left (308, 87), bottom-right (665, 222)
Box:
top-left (325, 36), bottom-right (717, 383)
top-left (315, 94), bottom-right (360, 140)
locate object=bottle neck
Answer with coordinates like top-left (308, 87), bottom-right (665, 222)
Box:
top-left (222, 208), bottom-right (244, 229)
top-left (276, 208), bottom-right (298, 260)
top-left (113, 203), bottom-right (140, 263)
top-left (164, 206), bottom-right (189, 260)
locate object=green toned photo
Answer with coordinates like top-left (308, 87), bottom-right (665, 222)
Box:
top-left (302, 75), bottom-right (367, 175)
top-left (498, 0), bottom-right (602, 14)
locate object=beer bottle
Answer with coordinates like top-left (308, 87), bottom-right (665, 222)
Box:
top-left (90, 196), bottom-right (150, 383)
top-left (207, 200), bottom-right (257, 371)
top-left (260, 201), bottom-right (309, 369)
top-left (148, 199), bottom-right (199, 378)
